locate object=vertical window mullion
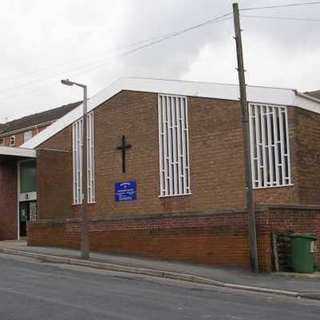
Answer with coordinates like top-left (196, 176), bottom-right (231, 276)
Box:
top-left (158, 95), bottom-right (165, 196)
top-left (267, 107), bottom-right (274, 185)
top-left (272, 107), bottom-right (280, 185)
top-left (87, 114), bottom-right (91, 202)
top-left (249, 104), bottom-right (257, 187)
top-left (86, 112), bottom-right (95, 204)
top-left (180, 97), bottom-right (186, 194)
top-left (172, 97), bottom-right (178, 194)
top-left (284, 108), bottom-right (291, 184)
top-left (167, 96), bottom-right (174, 195)
top-left (176, 97), bottom-right (183, 195)
top-left (164, 96), bottom-right (170, 195)
top-left (260, 106), bottom-right (267, 187)
top-left (79, 119), bottom-right (83, 203)
top-left (72, 124), bottom-right (76, 203)
top-left (254, 105), bottom-right (262, 188)
top-left (278, 109), bottom-right (286, 186)
top-left (183, 97), bottom-right (190, 193)
top-left (91, 113), bottom-right (96, 202)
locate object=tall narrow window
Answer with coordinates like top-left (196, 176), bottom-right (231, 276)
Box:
top-left (158, 94), bottom-right (191, 197)
top-left (72, 111), bottom-right (95, 204)
top-left (249, 103), bottom-right (291, 188)
top-left (87, 112), bottom-right (95, 203)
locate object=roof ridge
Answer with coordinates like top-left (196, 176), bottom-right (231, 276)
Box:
top-left (2, 101), bottom-right (82, 124)
top-left (0, 101), bottom-right (81, 135)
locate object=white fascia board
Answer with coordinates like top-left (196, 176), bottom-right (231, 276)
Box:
top-left (22, 79), bottom-right (124, 149)
top-left (121, 77), bottom-right (298, 106)
top-left (21, 77), bottom-right (320, 149)
top-left (121, 77), bottom-right (240, 101)
top-left (293, 92), bottom-right (320, 114)
top-left (0, 146), bottom-right (36, 158)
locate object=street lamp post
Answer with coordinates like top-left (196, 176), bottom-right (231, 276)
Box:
top-left (61, 79), bottom-right (89, 259)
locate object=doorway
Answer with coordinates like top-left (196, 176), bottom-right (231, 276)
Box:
top-left (19, 201), bottom-right (37, 238)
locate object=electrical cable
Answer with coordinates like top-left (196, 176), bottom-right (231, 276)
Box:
top-left (0, 12), bottom-right (232, 99)
top-left (243, 14), bottom-right (320, 22)
top-left (241, 1), bottom-right (320, 11)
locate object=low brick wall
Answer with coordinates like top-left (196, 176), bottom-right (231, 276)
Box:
top-left (28, 210), bottom-right (251, 269)
top-left (0, 161), bottom-right (18, 240)
top-left (28, 220), bottom-right (65, 248)
top-left (27, 205), bottom-right (320, 272)
top-left (257, 205), bottom-right (320, 271)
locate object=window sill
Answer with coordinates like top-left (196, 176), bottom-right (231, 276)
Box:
top-left (72, 202), bottom-right (96, 206)
top-left (159, 193), bottom-right (192, 198)
top-left (253, 183), bottom-right (294, 190)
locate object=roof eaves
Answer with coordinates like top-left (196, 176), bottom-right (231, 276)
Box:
top-left (21, 77), bottom-right (320, 150)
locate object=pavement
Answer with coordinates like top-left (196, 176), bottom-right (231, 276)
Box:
top-left (0, 240), bottom-right (320, 301)
top-left (1, 254), bottom-right (320, 320)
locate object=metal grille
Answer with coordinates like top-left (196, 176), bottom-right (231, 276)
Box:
top-left (72, 111), bottom-right (95, 204)
top-left (249, 103), bottom-right (291, 188)
top-left (158, 94), bottom-right (191, 197)
top-left (87, 112), bottom-right (95, 203)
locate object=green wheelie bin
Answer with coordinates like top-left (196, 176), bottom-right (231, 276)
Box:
top-left (290, 234), bottom-right (317, 273)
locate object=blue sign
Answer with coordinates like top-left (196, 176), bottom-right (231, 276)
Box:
top-left (115, 180), bottom-right (137, 202)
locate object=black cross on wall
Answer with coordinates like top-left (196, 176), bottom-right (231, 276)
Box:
top-left (116, 135), bottom-right (132, 173)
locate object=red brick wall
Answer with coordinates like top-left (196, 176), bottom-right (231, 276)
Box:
top-left (257, 205), bottom-right (320, 271)
top-left (295, 108), bottom-right (320, 204)
top-left (29, 210), bottom-right (251, 269)
top-left (28, 205), bottom-right (320, 272)
top-left (36, 149), bottom-right (73, 219)
top-left (0, 161), bottom-right (17, 240)
top-left (38, 126), bottom-right (72, 151)
top-left (28, 220), bottom-right (65, 247)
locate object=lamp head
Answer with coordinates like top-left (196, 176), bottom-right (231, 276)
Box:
top-left (61, 79), bottom-right (74, 86)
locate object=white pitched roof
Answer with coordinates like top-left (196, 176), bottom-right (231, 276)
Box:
top-left (22, 77), bottom-right (320, 149)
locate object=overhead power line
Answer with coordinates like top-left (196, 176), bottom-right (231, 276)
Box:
top-left (0, 12), bottom-right (232, 100)
top-left (243, 14), bottom-right (320, 22)
top-left (241, 1), bottom-right (320, 11)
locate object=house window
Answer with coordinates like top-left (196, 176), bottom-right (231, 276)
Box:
top-left (0, 138), bottom-right (4, 146)
top-left (249, 103), bottom-right (291, 188)
top-left (158, 94), bottom-right (191, 197)
top-left (20, 160), bottom-right (37, 193)
top-left (9, 135), bottom-right (16, 146)
top-left (72, 112), bottom-right (95, 204)
top-left (23, 130), bottom-right (33, 142)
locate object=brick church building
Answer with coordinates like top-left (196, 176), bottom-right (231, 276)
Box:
top-left (1, 77), bottom-right (320, 271)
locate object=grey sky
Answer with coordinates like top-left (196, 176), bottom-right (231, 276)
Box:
top-left (0, 0), bottom-right (319, 121)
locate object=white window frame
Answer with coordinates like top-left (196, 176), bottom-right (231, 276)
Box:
top-left (23, 130), bottom-right (33, 142)
top-left (9, 135), bottom-right (16, 146)
top-left (72, 111), bottom-right (95, 204)
top-left (249, 103), bottom-right (292, 189)
top-left (158, 94), bottom-right (191, 197)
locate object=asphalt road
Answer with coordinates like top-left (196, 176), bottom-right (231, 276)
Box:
top-left (0, 254), bottom-right (319, 320)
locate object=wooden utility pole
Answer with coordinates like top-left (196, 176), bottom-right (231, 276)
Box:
top-left (232, 2), bottom-right (259, 272)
